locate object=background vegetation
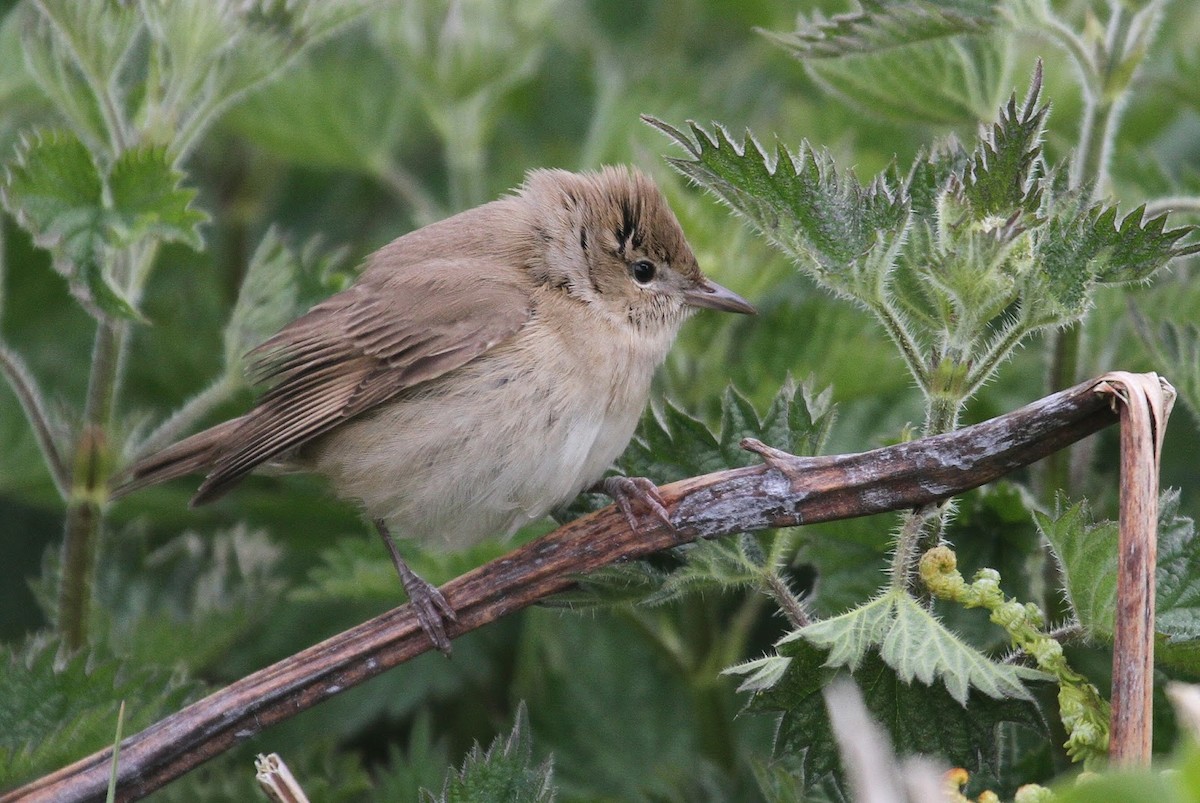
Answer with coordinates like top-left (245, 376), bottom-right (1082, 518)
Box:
top-left (3, 0), bottom-right (1200, 800)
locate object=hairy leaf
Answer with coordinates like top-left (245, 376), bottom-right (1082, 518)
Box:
top-left (0, 636), bottom-right (200, 790)
top-left (957, 63), bottom-right (1047, 223)
top-left (645, 116), bottom-right (910, 303)
top-left (734, 642), bottom-right (1047, 799)
top-left (1038, 490), bottom-right (1200, 669)
top-left (789, 588), bottom-right (1044, 704)
top-left (761, 0), bottom-right (997, 59)
top-left (106, 145), bottom-right (206, 249)
top-left (422, 703), bottom-right (554, 803)
top-left (0, 129), bottom-right (139, 320)
top-left (1036, 196), bottom-right (1198, 317)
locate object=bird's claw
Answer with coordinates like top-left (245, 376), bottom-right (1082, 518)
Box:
top-left (598, 475), bottom-right (673, 533)
top-left (402, 572), bottom-right (458, 657)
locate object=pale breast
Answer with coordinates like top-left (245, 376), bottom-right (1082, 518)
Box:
top-left (303, 294), bottom-right (676, 551)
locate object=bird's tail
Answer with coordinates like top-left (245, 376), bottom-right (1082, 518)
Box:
top-left (110, 418), bottom-right (242, 503)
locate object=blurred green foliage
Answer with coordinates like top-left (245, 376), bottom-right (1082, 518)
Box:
top-left (3, 0), bottom-right (1200, 800)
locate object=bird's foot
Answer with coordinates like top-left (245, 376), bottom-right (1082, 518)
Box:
top-left (595, 475), bottom-right (673, 533)
top-left (397, 566), bottom-right (457, 656)
top-left (375, 520), bottom-right (457, 656)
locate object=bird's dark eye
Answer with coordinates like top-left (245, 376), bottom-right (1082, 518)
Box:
top-left (630, 259), bottom-right (657, 285)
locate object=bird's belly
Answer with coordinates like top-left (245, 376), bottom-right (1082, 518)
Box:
top-left (303, 352), bottom-right (646, 551)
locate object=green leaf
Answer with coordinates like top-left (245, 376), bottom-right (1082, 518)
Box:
top-left (1131, 309), bottom-right (1200, 431)
top-left (106, 145), bottom-right (207, 249)
top-left (736, 642), bottom-right (1047, 799)
top-left (0, 636), bottom-right (200, 790)
top-left (422, 703), bottom-right (555, 803)
top-left (1036, 196), bottom-right (1198, 317)
top-left (0, 129), bottom-right (140, 320)
top-left (790, 588), bottom-right (1043, 704)
top-left (91, 525), bottom-right (286, 671)
top-left (2, 129), bottom-right (105, 269)
top-left (1038, 490), bottom-right (1200, 669)
top-left (957, 63), bottom-right (1047, 223)
top-left (222, 229), bottom-right (349, 370)
top-left (645, 116), bottom-right (911, 303)
top-left (760, 0), bottom-right (997, 60)
top-left (1035, 497), bottom-right (1119, 638)
top-left (805, 35), bottom-right (1015, 127)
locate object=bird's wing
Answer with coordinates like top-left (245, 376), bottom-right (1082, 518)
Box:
top-left (191, 258), bottom-right (533, 504)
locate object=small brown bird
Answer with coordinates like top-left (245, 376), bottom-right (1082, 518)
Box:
top-left (116, 166), bottom-right (754, 653)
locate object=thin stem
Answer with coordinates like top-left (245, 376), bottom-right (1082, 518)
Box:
top-left (1144, 196), bottom-right (1200, 218)
top-left (0, 345), bottom-right (71, 498)
top-left (963, 312), bottom-right (1036, 398)
top-left (889, 506), bottom-right (937, 592)
top-left (871, 297), bottom-right (929, 391)
top-left (764, 570), bottom-right (809, 629)
top-left (372, 159), bottom-right (444, 228)
top-left (32, 0), bottom-right (131, 155)
top-left (130, 371), bottom-right (239, 459)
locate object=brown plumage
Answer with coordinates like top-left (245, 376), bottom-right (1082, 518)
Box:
top-left (115, 166), bottom-right (754, 652)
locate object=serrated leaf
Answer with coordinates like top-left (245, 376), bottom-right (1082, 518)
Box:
top-left (1, 129), bottom-right (105, 269)
top-left (789, 588), bottom-right (1042, 704)
top-left (1036, 196), bottom-right (1197, 316)
top-left (761, 0), bottom-right (997, 60)
top-left (1132, 310), bottom-right (1200, 430)
top-left (224, 229), bottom-right (297, 367)
top-left (1155, 491), bottom-right (1200, 647)
top-left (1038, 490), bottom-right (1200, 666)
top-left (422, 703), bottom-right (554, 803)
top-left (805, 34), bottom-right (1014, 126)
top-left (106, 145), bottom-right (207, 249)
top-left (646, 117), bottom-right (910, 303)
top-left (0, 636), bottom-right (200, 790)
top-left (958, 64), bottom-right (1047, 222)
top-left (744, 642), bottom-right (1047, 799)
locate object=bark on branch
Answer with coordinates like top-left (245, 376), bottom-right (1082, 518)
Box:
top-left (3, 373), bottom-right (1162, 802)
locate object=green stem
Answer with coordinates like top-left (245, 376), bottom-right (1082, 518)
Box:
top-left (55, 244), bottom-right (147, 649)
top-left (0, 345), bottom-right (70, 497)
top-left (890, 507), bottom-right (937, 591)
top-left (440, 97), bottom-right (490, 211)
top-left (871, 297), bottom-right (929, 391)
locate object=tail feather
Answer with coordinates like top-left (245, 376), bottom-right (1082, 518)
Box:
top-left (111, 418), bottom-right (243, 503)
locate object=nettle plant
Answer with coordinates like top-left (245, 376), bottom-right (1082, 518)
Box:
top-left (610, 64), bottom-right (1198, 794)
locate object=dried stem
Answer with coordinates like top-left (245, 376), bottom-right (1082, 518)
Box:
top-left (6, 373), bottom-right (1149, 802)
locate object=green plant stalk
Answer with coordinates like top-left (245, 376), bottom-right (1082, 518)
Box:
top-left (56, 245), bottom-right (151, 649)
top-left (440, 96), bottom-right (490, 211)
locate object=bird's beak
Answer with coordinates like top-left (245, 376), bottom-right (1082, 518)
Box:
top-left (683, 278), bottom-right (756, 315)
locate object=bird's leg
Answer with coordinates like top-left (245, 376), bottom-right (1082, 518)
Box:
top-left (593, 476), bottom-right (674, 532)
top-left (374, 520), bottom-right (457, 656)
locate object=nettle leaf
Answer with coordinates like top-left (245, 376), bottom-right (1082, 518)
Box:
top-left (1156, 491), bottom-right (1200, 647)
top-left (2, 129), bottom-right (105, 270)
top-left (2, 133), bottom-right (208, 322)
top-left (223, 229), bottom-right (349, 370)
top-left (957, 63), bottom-right (1047, 223)
top-left (1131, 310), bottom-right (1200, 430)
top-left (790, 588), bottom-right (1043, 704)
top-left (106, 145), bottom-right (207, 249)
top-left (804, 34), bottom-right (1014, 127)
top-left (734, 641), bottom-right (1046, 799)
top-left (0, 129), bottom-right (138, 320)
top-left (1036, 497), bottom-right (1119, 638)
top-left (566, 379), bottom-right (831, 608)
top-left (645, 116), bottom-right (910, 303)
top-left (0, 636), bottom-right (200, 790)
top-left (1036, 195), bottom-right (1198, 317)
top-left (760, 0), bottom-right (997, 59)
top-left (422, 703), bottom-right (555, 803)
top-left (1038, 490), bottom-right (1200, 667)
